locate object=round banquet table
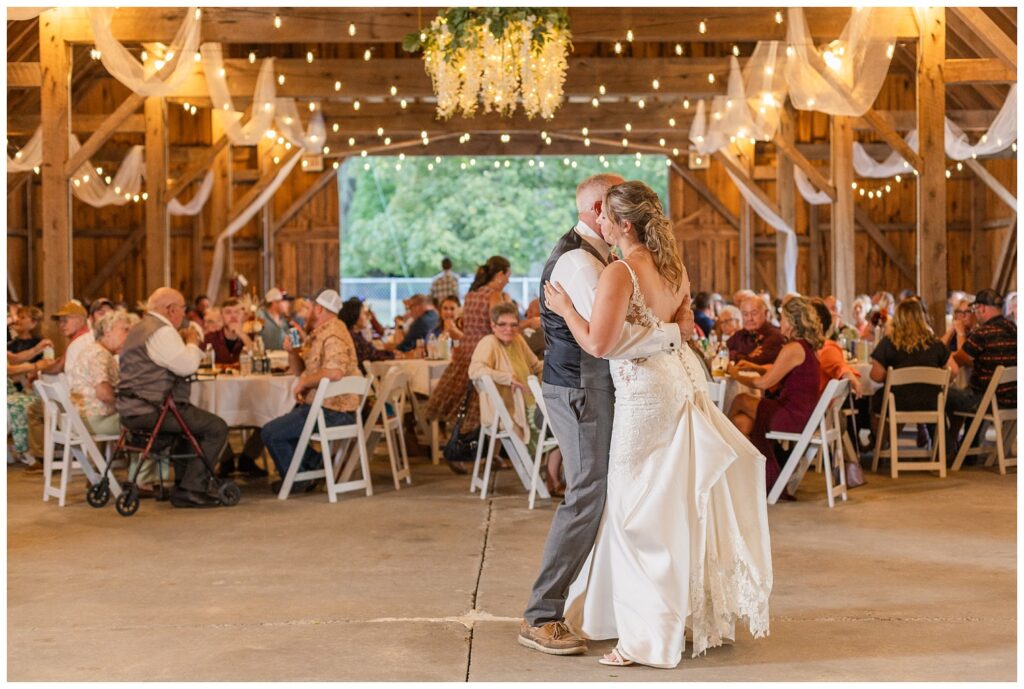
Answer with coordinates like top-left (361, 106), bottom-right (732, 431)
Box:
top-left (189, 373), bottom-right (297, 427)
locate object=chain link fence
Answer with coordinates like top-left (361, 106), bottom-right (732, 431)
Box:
top-left (340, 277), bottom-right (541, 323)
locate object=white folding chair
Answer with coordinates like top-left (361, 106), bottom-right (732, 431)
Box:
top-left (527, 375), bottom-right (559, 510)
top-left (34, 377), bottom-right (120, 506)
top-left (470, 375), bottom-right (550, 501)
top-left (870, 366), bottom-right (950, 478)
top-left (706, 379), bottom-right (728, 411)
top-left (767, 378), bottom-right (851, 507)
top-left (368, 368), bottom-right (412, 490)
top-left (276, 376), bottom-right (373, 502)
top-left (951, 365), bottom-right (1017, 474)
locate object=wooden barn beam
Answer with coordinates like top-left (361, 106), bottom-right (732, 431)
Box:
top-left (206, 115), bottom-right (232, 303)
top-left (993, 219), bottom-right (1017, 294)
top-left (970, 176), bottom-right (989, 292)
top-left (39, 9), bottom-right (73, 315)
top-left (81, 230), bottom-right (144, 299)
top-left (167, 136), bottom-right (230, 201)
top-left (167, 57), bottom-right (740, 100)
top-left (944, 58), bottom-right (1017, 84)
top-left (773, 125), bottom-right (836, 201)
top-left (860, 110), bottom-right (925, 175)
top-left (57, 7), bottom-right (920, 44)
top-left (7, 61), bottom-right (41, 87)
top-left (63, 92), bottom-right (145, 177)
top-left (8, 113), bottom-right (146, 136)
top-left (667, 162), bottom-right (741, 232)
top-left (949, 7), bottom-right (1017, 72)
top-left (145, 96), bottom-right (170, 293)
top-left (830, 116), bottom-right (856, 323)
top-left (776, 104), bottom-right (797, 296)
top-left (916, 7), bottom-right (948, 330)
top-left (226, 151), bottom-right (303, 227)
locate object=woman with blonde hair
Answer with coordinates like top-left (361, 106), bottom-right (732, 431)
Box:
top-left (728, 297), bottom-right (823, 497)
top-left (868, 298), bottom-right (954, 412)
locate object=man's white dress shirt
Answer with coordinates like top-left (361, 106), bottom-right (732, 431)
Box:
top-left (548, 220), bottom-right (681, 359)
top-left (146, 312), bottom-right (203, 377)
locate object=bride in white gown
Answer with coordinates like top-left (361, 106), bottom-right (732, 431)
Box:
top-left (543, 181), bottom-right (772, 669)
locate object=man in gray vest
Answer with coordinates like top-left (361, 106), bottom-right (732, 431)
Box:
top-left (117, 287), bottom-right (229, 508)
top-left (518, 173), bottom-right (695, 655)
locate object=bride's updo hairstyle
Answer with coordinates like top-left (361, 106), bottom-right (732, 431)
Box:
top-left (604, 181), bottom-right (684, 289)
top-left (469, 255), bottom-right (511, 292)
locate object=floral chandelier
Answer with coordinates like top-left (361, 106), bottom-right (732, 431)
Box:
top-left (404, 8), bottom-right (572, 120)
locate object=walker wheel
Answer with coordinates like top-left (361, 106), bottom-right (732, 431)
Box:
top-left (115, 489), bottom-right (140, 517)
top-left (218, 481), bottom-right (241, 507)
top-left (87, 480), bottom-right (111, 508)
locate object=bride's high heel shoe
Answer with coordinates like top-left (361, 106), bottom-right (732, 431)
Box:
top-left (598, 648), bottom-right (634, 666)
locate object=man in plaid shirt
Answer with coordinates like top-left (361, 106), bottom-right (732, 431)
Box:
top-left (430, 257), bottom-right (460, 304)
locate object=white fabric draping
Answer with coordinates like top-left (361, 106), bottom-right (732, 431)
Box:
top-left (88, 7), bottom-right (201, 97)
top-left (784, 7), bottom-right (896, 117)
top-left (205, 152), bottom-right (303, 298)
top-left (200, 43), bottom-right (278, 146)
top-left (69, 136), bottom-right (144, 208)
top-left (945, 85), bottom-right (1017, 160)
top-left (852, 130), bottom-right (920, 178)
top-left (793, 168), bottom-right (834, 206)
top-left (8, 8), bottom-right (48, 21)
top-left (720, 153), bottom-right (798, 295)
top-left (7, 127), bottom-right (42, 172)
top-left (274, 99), bottom-right (327, 153)
top-left (168, 170), bottom-right (214, 216)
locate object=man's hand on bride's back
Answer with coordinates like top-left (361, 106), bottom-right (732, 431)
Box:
top-left (673, 296), bottom-right (695, 340)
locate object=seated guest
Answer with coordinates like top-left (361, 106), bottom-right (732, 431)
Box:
top-left (1004, 291), bottom-right (1017, 323)
top-left (117, 288), bottom-right (230, 508)
top-left (258, 287), bottom-right (294, 351)
top-left (202, 307), bottom-right (223, 336)
top-left (204, 298), bottom-right (253, 365)
top-left (947, 289), bottom-right (1017, 454)
top-left (728, 297), bottom-right (823, 497)
top-left (291, 297), bottom-right (312, 330)
top-left (693, 291), bottom-right (715, 339)
top-left (441, 295), bottom-right (466, 342)
top-left (941, 298), bottom-right (976, 353)
top-left (727, 296), bottom-right (786, 364)
top-left (88, 298), bottom-right (115, 327)
top-left (7, 306), bottom-right (46, 365)
top-left (394, 294), bottom-right (441, 353)
top-left (339, 297), bottom-right (395, 367)
top-left (732, 288), bottom-right (756, 307)
top-left (853, 294), bottom-right (873, 339)
top-left (811, 299), bottom-right (861, 397)
top-left (714, 305), bottom-right (742, 340)
top-left (262, 289), bottom-right (361, 492)
top-left (824, 295), bottom-right (859, 343)
top-left (520, 298), bottom-right (544, 359)
top-left (710, 292), bottom-right (725, 317)
top-left (187, 295), bottom-right (210, 327)
top-left (867, 298), bottom-right (953, 449)
top-left (469, 303), bottom-right (559, 490)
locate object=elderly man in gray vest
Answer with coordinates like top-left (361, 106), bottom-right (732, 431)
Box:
top-left (518, 173), bottom-right (696, 656)
top-left (117, 287), bottom-right (230, 509)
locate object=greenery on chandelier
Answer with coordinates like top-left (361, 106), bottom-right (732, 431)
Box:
top-left (402, 7), bottom-right (571, 56)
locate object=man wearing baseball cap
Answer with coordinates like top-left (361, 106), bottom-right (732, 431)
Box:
top-left (947, 288), bottom-right (1017, 459)
top-left (261, 288), bottom-right (361, 494)
top-left (258, 287), bottom-right (295, 351)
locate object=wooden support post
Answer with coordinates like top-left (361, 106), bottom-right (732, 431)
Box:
top-left (739, 202), bottom-right (753, 290)
top-left (39, 9), bottom-right (72, 319)
top-left (258, 136), bottom-right (275, 292)
top-left (809, 204), bottom-right (821, 296)
top-left (25, 178), bottom-right (34, 304)
top-left (206, 115), bottom-right (232, 302)
top-left (63, 93), bottom-right (145, 177)
top-left (830, 116), bottom-right (856, 324)
top-left (144, 96), bottom-right (169, 295)
top-left (916, 7), bottom-right (948, 330)
top-left (993, 219), bottom-right (1017, 294)
top-left (949, 8), bottom-right (1017, 72)
top-left (191, 214), bottom-right (205, 300)
top-left (970, 176), bottom-right (989, 292)
top-left (777, 104), bottom-right (797, 296)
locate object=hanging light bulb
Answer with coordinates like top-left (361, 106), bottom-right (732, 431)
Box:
top-left (278, 74), bottom-right (285, 85)
top-left (652, 79), bottom-right (660, 90)
top-left (683, 98), bottom-right (690, 109)
top-left (353, 100), bottom-right (361, 110)
top-left (390, 85), bottom-right (398, 96)
top-left (775, 10), bottom-right (783, 24)
top-left (140, 50), bottom-right (148, 62)
top-left (333, 161), bottom-right (340, 170)
top-left (622, 138), bottom-right (629, 147)
top-left (699, 19), bottom-right (707, 34)
top-left (384, 137), bottom-right (391, 145)
top-left (626, 29), bottom-right (634, 42)
top-left (886, 43), bottom-right (895, 59)
top-left (273, 155), bottom-right (280, 164)
top-left (732, 45), bottom-right (740, 57)
top-left (348, 137), bottom-right (356, 146)
top-left (669, 117), bottom-right (676, 127)
top-left (308, 102), bottom-right (316, 112)
top-left (190, 105), bottom-right (197, 115)
top-left (306, 51), bottom-right (314, 63)
top-left (584, 137), bottom-right (591, 147)
top-left (194, 51), bottom-right (201, 62)
top-left (348, 22), bottom-right (357, 36)
top-left (708, 73), bottom-right (715, 84)
top-left (625, 122), bottom-right (632, 132)
top-left (581, 126), bottom-right (589, 136)
top-left (332, 122), bottom-right (340, 133)
top-left (363, 49), bottom-right (372, 61)
top-left (377, 127), bottom-right (384, 136)
top-left (592, 97), bottom-right (600, 107)
top-left (675, 44), bottom-right (683, 56)
top-left (274, 14), bottom-right (281, 29)
top-left (658, 137), bottom-right (666, 146)
top-left (249, 51), bottom-right (256, 64)
top-left (400, 99), bottom-right (408, 109)
top-left (614, 42), bottom-right (622, 54)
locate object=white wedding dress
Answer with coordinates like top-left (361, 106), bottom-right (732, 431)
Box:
top-left (564, 264), bottom-right (773, 668)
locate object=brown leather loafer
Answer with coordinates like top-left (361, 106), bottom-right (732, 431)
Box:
top-left (517, 619), bottom-right (587, 655)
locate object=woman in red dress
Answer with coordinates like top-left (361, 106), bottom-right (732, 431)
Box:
top-left (426, 256), bottom-right (511, 471)
top-left (728, 297), bottom-right (823, 497)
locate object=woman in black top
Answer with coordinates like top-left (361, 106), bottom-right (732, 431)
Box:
top-left (869, 298), bottom-right (955, 411)
top-left (7, 306), bottom-right (45, 362)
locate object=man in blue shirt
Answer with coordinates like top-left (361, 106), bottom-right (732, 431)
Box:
top-left (693, 291), bottom-right (715, 338)
top-left (396, 294), bottom-right (441, 353)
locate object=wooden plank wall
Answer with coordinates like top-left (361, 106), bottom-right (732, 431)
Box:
top-left (7, 73), bottom-right (1016, 306)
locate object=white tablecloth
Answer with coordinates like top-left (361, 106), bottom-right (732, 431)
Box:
top-left (368, 359), bottom-right (449, 396)
top-left (721, 374), bottom-right (760, 413)
top-left (189, 374), bottom-right (297, 427)
top-left (852, 361), bottom-right (883, 394)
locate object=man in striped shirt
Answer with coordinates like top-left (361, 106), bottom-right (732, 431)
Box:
top-left (947, 288), bottom-right (1017, 458)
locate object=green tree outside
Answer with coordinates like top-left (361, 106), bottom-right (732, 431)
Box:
top-left (340, 154), bottom-right (669, 278)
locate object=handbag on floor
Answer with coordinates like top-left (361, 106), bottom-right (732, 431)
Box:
top-left (443, 382), bottom-right (479, 462)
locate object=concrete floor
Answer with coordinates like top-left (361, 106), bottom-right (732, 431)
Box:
top-left (6, 447), bottom-right (1017, 681)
